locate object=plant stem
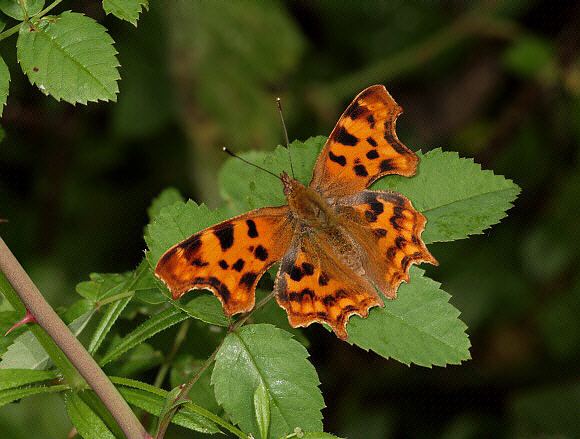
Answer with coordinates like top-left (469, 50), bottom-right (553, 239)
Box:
top-left (153, 320), bottom-right (191, 389)
top-left (0, 237), bottom-right (149, 439)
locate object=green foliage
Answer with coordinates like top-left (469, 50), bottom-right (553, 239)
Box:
top-left (347, 267), bottom-right (470, 366)
top-left (0, 56), bottom-right (9, 115)
top-left (17, 12), bottom-right (120, 104)
top-left (0, 383), bottom-right (68, 408)
top-left (111, 376), bottom-right (220, 434)
top-left (102, 0), bottom-right (148, 26)
top-left (0, 0), bottom-right (43, 20)
top-left (145, 199), bottom-right (226, 265)
top-left (99, 307), bottom-right (187, 366)
top-left (0, 369), bottom-right (56, 390)
top-left (212, 324), bottom-right (325, 438)
top-left (65, 392), bottom-right (116, 439)
top-left (503, 36), bottom-right (555, 79)
top-left (372, 148), bottom-right (521, 243)
top-left (0, 310), bottom-right (94, 370)
top-left (254, 381), bottom-right (271, 439)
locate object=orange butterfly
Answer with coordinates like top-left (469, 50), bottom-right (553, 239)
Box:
top-left (155, 85), bottom-right (437, 340)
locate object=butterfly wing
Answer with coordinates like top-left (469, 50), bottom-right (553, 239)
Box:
top-left (274, 228), bottom-right (382, 340)
top-left (310, 85), bottom-right (418, 197)
top-left (335, 190), bottom-right (437, 298)
top-left (155, 206), bottom-right (294, 315)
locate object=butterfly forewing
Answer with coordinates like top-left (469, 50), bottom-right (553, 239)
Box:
top-left (155, 206), bottom-right (294, 315)
top-left (310, 85), bottom-right (418, 197)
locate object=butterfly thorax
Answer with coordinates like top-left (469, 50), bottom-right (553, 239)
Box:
top-left (281, 172), bottom-right (335, 229)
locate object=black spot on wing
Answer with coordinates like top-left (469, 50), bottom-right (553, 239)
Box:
top-left (367, 137), bottom-right (378, 147)
top-left (345, 101), bottom-right (365, 119)
top-left (181, 236), bottom-right (201, 258)
top-left (232, 258), bottom-right (245, 272)
top-left (240, 272), bottom-right (258, 288)
top-left (395, 236), bottom-right (406, 249)
top-left (254, 245), bottom-right (269, 261)
top-left (219, 260), bottom-right (229, 269)
top-left (290, 266), bottom-right (304, 281)
top-left (368, 200), bottom-right (384, 215)
top-left (318, 272), bottom-right (329, 286)
top-left (374, 228), bottom-right (387, 238)
top-left (367, 114), bottom-right (375, 128)
top-left (301, 262), bottom-right (315, 275)
top-left (323, 295), bottom-right (335, 305)
top-left (366, 149), bottom-right (379, 159)
top-left (191, 259), bottom-right (209, 267)
top-left (387, 247), bottom-right (397, 260)
top-left (365, 210), bottom-right (378, 223)
top-left (246, 219), bottom-right (258, 238)
top-left (300, 288), bottom-right (315, 300)
top-left (380, 159), bottom-right (395, 172)
top-left (214, 224), bottom-right (234, 250)
top-left (328, 150), bottom-right (346, 166)
top-left (333, 126), bottom-right (359, 146)
top-left (195, 276), bottom-right (230, 302)
top-left (353, 164), bottom-right (368, 177)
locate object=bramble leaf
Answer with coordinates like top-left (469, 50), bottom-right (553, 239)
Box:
top-left (347, 267), bottom-right (470, 367)
top-left (145, 200), bottom-right (226, 266)
top-left (254, 381), bottom-right (271, 439)
top-left (17, 11), bottom-right (120, 104)
top-left (0, 56), bottom-right (9, 116)
top-left (147, 187), bottom-right (184, 221)
top-left (0, 0), bottom-right (44, 20)
top-left (212, 324), bottom-right (324, 438)
top-left (372, 148), bottom-right (521, 243)
top-left (65, 392), bottom-right (116, 439)
top-left (102, 0), bottom-right (148, 26)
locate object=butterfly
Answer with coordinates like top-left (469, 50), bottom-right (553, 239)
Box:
top-left (155, 85), bottom-right (437, 340)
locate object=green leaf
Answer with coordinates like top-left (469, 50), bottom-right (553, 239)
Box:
top-left (102, 0), bottom-right (148, 26)
top-left (76, 272), bottom-right (131, 303)
top-left (254, 382), bottom-right (270, 439)
top-left (170, 355), bottom-right (220, 413)
top-left (17, 11), bottom-right (120, 104)
top-left (0, 56), bottom-right (9, 116)
top-left (0, 0), bottom-right (44, 20)
top-left (180, 294), bottom-right (229, 327)
top-left (347, 267), bottom-right (470, 367)
top-left (99, 307), bottom-right (187, 366)
top-left (155, 386), bottom-right (188, 436)
top-left (0, 369), bottom-right (56, 391)
top-left (212, 324), bottom-right (324, 438)
top-left (111, 376), bottom-right (220, 434)
top-left (0, 383), bottom-right (68, 408)
top-left (147, 187), bottom-right (184, 221)
top-left (65, 392), bottom-right (116, 439)
top-left (219, 137), bottom-right (325, 214)
top-left (372, 148), bottom-right (521, 243)
top-left (0, 310), bottom-right (94, 370)
top-left (145, 199), bottom-right (226, 266)
top-left (88, 296), bottom-right (132, 355)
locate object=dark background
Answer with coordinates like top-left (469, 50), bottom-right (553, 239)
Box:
top-left (1, 1), bottom-right (579, 437)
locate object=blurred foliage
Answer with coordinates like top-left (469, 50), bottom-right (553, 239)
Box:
top-left (1, 0), bottom-right (579, 438)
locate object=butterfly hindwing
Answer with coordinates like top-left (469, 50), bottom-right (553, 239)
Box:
top-left (155, 206), bottom-right (294, 315)
top-left (274, 232), bottom-right (382, 340)
top-left (310, 85), bottom-right (418, 197)
top-left (336, 190), bottom-right (437, 298)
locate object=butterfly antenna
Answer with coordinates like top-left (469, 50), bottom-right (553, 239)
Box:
top-left (222, 147), bottom-right (282, 181)
top-left (276, 97), bottom-right (295, 178)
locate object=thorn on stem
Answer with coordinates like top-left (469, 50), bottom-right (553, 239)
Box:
top-left (5, 309), bottom-right (37, 336)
